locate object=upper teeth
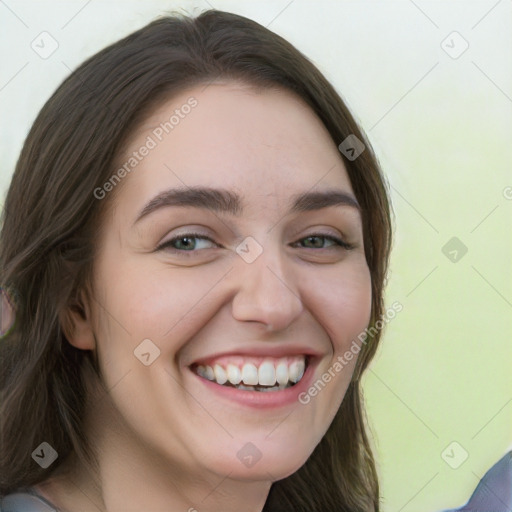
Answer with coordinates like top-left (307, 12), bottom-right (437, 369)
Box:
top-left (194, 357), bottom-right (306, 387)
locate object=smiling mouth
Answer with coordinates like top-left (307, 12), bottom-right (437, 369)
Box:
top-left (190, 355), bottom-right (308, 392)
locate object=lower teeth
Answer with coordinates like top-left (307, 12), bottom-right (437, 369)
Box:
top-left (231, 383), bottom-right (292, 392)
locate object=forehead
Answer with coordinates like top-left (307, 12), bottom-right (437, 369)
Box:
top-left (114, 82), bottom-right (353, 214)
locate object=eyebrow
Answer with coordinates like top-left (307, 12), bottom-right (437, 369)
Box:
top-left (134, 186), bottom-right (360, 224)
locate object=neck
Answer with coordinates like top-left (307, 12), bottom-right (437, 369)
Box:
top-left (39, 386), bottom-right (271, 512)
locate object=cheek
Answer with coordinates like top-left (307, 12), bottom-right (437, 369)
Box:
top-left (94, 250), bottom-right (229, 339)
top-left (291, 261), bottom-right (371, 445)
top-left (301, 259), bottom-right (372, 349)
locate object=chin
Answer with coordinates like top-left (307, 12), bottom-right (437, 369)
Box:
top-left (194, 436), bottom-right (316, 483)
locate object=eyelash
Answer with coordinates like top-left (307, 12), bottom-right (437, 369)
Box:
top-left (157, 232), bottom-right (354, 253)
top-left (293, 234), bottom-right (354, 250)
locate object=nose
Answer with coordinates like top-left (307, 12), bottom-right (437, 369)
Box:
top-left (230, 247), bottom-right (303, 331)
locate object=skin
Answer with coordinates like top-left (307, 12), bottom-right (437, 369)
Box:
top-left (36, 82), bottom-right (372, 512)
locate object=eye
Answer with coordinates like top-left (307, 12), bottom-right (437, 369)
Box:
top-left (294, 234), bottom-right (353, 250)
top-left (157, 233), bottom-right (219, 253)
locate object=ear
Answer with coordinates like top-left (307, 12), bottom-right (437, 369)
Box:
top-left (60, 290), bottom-right (95, 351)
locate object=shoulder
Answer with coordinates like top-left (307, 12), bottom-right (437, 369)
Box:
top-left (1, 489), bottom-right (59, 512)
top-left (442, 450), bottom-right (512, 511)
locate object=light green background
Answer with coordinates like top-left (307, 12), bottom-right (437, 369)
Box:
top-left (1, 1), bottom-right (511, 510)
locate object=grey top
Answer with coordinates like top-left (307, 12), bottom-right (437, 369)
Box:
top-left (1, 451), bottom-right (511, 511)
top-left (0, 488), bottom-right (59, 512)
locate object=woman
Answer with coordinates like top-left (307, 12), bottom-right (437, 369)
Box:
top-left (0, 10), bottom-right (390, 511)
top-left (2, 8), bottom-right (508, 512)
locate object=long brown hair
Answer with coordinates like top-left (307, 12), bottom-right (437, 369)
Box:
top-left (0, 10), bottom-right (392, 511)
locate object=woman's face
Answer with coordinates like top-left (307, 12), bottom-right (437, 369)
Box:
top-left (83, 82), bottom-right (371, 483)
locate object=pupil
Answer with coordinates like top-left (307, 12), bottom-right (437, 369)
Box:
top-left (305, 236), bottom-right (322, 248)
top-left (178, 237), bottom-right (195, 250)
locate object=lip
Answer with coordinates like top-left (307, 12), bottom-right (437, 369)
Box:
top-left (188, 345), bottom-right (323, 367)
top-left (187, 355), bottom-right (319, 409)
